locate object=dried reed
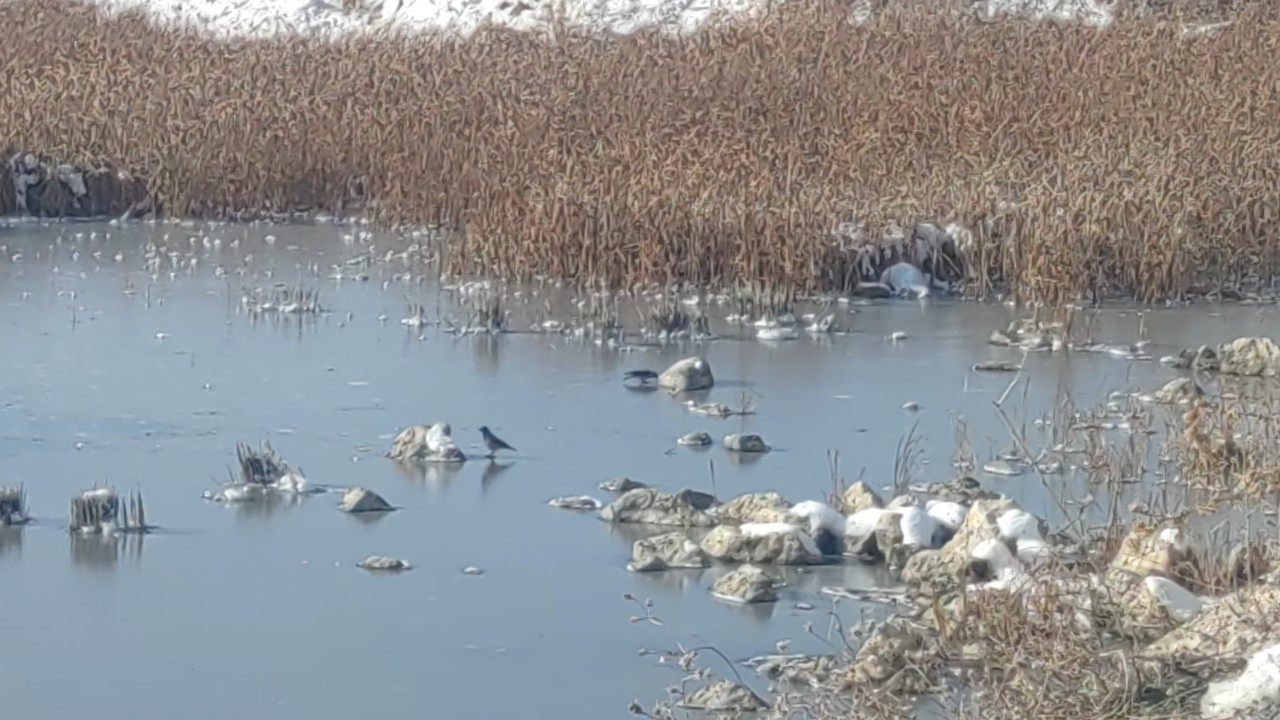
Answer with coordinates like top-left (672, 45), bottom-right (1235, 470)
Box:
top-left (5, 1), bottom-right (1280, 301)
top-left (0, 485), bottom-right (29, 525)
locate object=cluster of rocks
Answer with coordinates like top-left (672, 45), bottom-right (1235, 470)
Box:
top-left (839, 511), bottom-right (1280, 719)
top-left (601, 478), bottom-right (1011, 602)
top-left (1165, 336), bottom-right (1280, 377)
top-left (4, 151), bottom-right (153, 219)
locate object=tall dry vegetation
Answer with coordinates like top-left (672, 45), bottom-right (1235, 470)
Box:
top-left (3, 0), bottom-right (1280, 303)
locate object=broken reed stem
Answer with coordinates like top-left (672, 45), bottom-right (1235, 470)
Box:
top-left (4, 0), bottom-right (1280, 304)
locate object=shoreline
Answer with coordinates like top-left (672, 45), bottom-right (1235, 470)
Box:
top-left (5, 0), bottom-right (1279, 304)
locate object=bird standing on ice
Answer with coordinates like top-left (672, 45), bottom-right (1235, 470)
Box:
top-left (479, 426), bottom-right (516, 459)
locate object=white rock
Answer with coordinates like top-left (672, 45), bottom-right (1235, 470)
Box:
top-left (898, 506), bottom-right (941, 547)
top-left (996, 508), bottom-right (1045, 543)
top-left (1202, 642), bottom-right (1280, 719)
top-left (845, 507), bottom-right (887, 539)
top-left (1142, 576), bottom-right (1205, 625)
top-left (785, 500), bottom-right (846, 538)
top-left (925, 499), bottom-right (966, 532)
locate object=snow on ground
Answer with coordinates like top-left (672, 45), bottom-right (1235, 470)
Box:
top-left (65, 0), bottom-right (1113, 39)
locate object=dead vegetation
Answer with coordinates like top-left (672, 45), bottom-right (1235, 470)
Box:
top-left (3, 0), bottom-right (1280, 302)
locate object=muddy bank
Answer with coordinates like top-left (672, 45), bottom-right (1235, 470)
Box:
top-left (4, 0), bottom-right (1280, 302)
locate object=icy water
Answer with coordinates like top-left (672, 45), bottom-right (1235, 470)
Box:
top-left (0, 220), bottom-right (1274, 719)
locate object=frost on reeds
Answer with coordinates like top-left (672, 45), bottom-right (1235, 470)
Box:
top-left (640, 298), bottom-right (710, 342)
top-left (4, 0), bottom-right (1280, 302)
top-left (205, 441), bottom-right (312, 501)
top-left (0, 485), bottom-right (30, 526)
top-left (68, 484), bottom-right (148, 534)
top-left (240, 285), bottom-right (322, 315)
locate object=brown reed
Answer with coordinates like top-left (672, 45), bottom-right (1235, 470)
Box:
top-left (3, 0), bottom-right (1280, 303)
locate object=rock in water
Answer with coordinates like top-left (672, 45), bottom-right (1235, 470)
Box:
top-left (598, 476), bottom-right (649, 493)
top-left (387, 424), bottom-right (432, 461)
top-left (715, 492), bottom-right (791, 524)
top-left (972, 360), bottom-right (1021, 372)
top-left (628, 531), bottom-right (710, 572)
top-left (701, 523), bottom-right (821, 565)
top-left (387, 422), bottom-right (467, 462)
top-left (1217, 337), bottom-right (1280, 376)
top-left (358, 555), bottom-right (411, 571)
top-left (547, 495), bottom-right (603, 511)
top-left (710, 565), bottom-right (778, 604)
top-left (676, 431), bottom-right (712, 446)
top-left (598, 488), bottom-right (717, 527)
top-left (900, 497), bottom-right (1021, 594)
top-left (1149, 377), bottom-right (1204, 405)
top-left (880, 261), bottom-right (928, 295)
top-left (339, 487), bottom-right (394, 513)
top-left (723, 433), bottom-right (770, 453)
top-left (657, 356), bottom-right (715, 393)
top-left (679, 679), bottom-right (768, 711)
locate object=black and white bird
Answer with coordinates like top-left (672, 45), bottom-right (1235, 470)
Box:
top-left (478, 426), bottom-right (516, 459)
top-left (622, 369), bottom-right (659, 388)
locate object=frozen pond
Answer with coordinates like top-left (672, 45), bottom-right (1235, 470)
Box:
top-left (0, 221), bottom-right (1273, 719)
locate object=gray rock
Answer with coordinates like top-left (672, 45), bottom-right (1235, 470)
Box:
top-left (1147, 584), bottom-right (1280, 660)
top-left (921, 475), bottom-right (999, 504)
top-left (546, 495), bottom-right (603, 511)
top-left (339, 487), bottom-right (394, 513)
top-left (972, 360), bottom-right (1021, 372)
top-left (982, 459), bottom-right (1024, 476)
top-left (677, 431), bottom-right (713, 447)
top-left (701, 523), bottom-right (821, 565)
top-left (724, 433), bottom-right (770, 453)
top-left (710, 565), bottom-right (778, 604)
top-left (598, 476), bottom-right (648, 493)
top-left (657, 356), bottom-right (715, 393)
top-left (628, 531), bottom-right (710, 572)
top-left (880, 262), bottom-right (928, 295)
top-left (679, 679), bottom-right (768, 711)
top-left (1217, 337), bottom-right (1280, 376)
top-left (847, 615), bottom-right (937, 683)
top-left (598, 488), bottom-right (717, 527)
top-left (842, 482), bottom-right (883, 513)
top-left (715, 491), bottom-right (791, 524)
top-left (1149, 377), bottom-right (1204, 405)
top-left (851, 282), bottom-right (892, 299)
top-left (358, 555), bottom-right (411, 571)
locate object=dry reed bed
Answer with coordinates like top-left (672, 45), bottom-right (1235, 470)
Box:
top-left (4, 0), bottom-right (1280, 302)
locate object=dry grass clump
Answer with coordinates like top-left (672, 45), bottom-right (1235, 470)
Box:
top-left (5, 0), bottom-right (1280, 302)
top-left (937, 578), bottom-right (1203, 718)
top-left (1175, 395), bottom-right (1280, 502)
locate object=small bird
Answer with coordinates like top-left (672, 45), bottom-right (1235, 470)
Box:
top-left (478, 426), bottom-right (516, 459)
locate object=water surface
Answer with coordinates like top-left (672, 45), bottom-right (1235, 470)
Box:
top-left (0, 220), bottom-right (1272, 719)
